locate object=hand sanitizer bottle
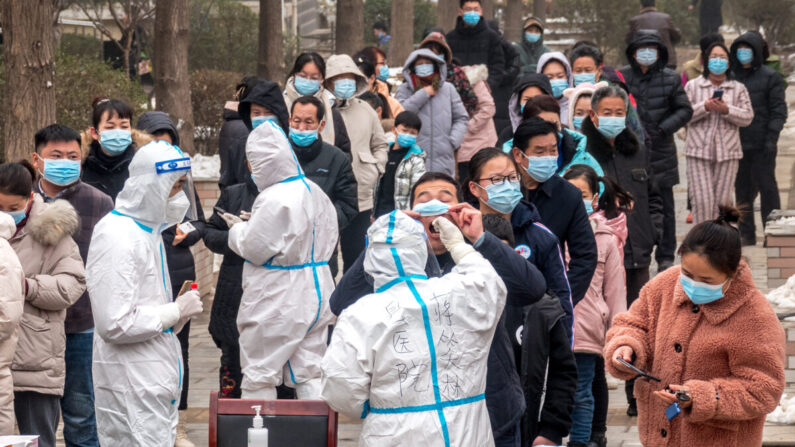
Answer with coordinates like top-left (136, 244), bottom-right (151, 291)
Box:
top-left (248, 405), bottom-right (268, 447)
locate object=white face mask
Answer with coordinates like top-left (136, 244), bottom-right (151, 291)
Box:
top-left (165, 191), bottom-right (190, 227)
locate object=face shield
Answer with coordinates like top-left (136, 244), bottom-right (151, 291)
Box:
top-left (156, 155), bottom-right (198, 224)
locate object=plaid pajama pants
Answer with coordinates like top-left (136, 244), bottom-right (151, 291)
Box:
top-left (686, 156), bottom-right (739, 224)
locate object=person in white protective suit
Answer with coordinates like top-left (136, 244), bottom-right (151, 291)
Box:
top-left (86, 140), bottom-right (204, 446)
top-left (225, 119), bottom-right (338, 400)
top-left (321, 210), bottom-right (507, 446)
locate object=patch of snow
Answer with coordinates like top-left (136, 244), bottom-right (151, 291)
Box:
top-left (191, 153), bottom-right (220, 181)
top-left (767, 394), bottom-right (795, 424)
top-left (767, 274), bottom-right (795, 309)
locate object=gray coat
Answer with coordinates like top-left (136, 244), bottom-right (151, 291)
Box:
top-left (395, 48), bottom-right (469, 176)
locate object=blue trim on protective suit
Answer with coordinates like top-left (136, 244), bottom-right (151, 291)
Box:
top-left (110, 209), bottom-right (153, 233)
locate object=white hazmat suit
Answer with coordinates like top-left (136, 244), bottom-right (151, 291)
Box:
top-left (228, 121), bottom-right (338, 399)
top-left (87, 141), bottom-right (200, 446)
top-left (321, 211), bottom-right (506, 446)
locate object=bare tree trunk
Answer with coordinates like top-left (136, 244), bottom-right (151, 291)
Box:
top-left (389, 0), bottom-right (414, 67)
top-left (1, 0), bottom-right (56, 163)
top-left (258, 0), bottom-right (284, 83)
top-left (505, 0), bottom-right (523, 43)
top-left (154, 0), bottom-right (195, 154)
top-left (436, 0), bottom-right (458, 33)
top-left (335, 0), bottom-right (364, 55)
top-left (532, 0), bottom-right (546, 20)
top-left (481, 0), bottom-right (494, 20)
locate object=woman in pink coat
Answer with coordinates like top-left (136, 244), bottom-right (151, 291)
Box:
top-left (605, 206), bottom-right (785, 446)
top-left (456, 64), bottom-right (498, 185)
top-left (564, 164), bottom-right (630, 446)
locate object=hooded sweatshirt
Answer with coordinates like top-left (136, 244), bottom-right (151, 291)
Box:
top-left (137, 111), bottom-right (180, 146)
top-left (507, 73), bottom-right (553, 133)
top-left (238, 81), bottom-right (291, 135)
top-left (516, 16), bottom-right (551, 75)
top-left (395, 48), bottom-right (469, 176)
top-left (326, 54), bottom-right (389, 212)
top-left (537, 52), bottom-right (573, 125)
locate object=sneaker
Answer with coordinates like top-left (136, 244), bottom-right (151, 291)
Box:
top-left (686, 212), bottom-right (693, 224)
top-left (627, 399), bottom-right (638, 417)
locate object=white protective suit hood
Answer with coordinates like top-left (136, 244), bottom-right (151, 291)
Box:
top-left (114, 140), bottom-right (191, 229)
top-left (364, 211), bottom-right (429, 291)
top-left (247, 120), bottom-right (303, 191)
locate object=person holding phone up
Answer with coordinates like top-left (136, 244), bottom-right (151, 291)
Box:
top-left (603, 207), bottom-right (784, 446)
top-left (683, 41), bottom-right (753, 224)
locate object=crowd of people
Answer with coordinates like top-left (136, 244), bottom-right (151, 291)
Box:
top-left (0, 0), bottom-right (789, 446)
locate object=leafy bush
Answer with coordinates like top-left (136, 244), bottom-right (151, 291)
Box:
top-left (363, 0), bottom-right (438, 46)
top-left (60, 34), bottom-right (102, 59)
top-left (189, 0), bottom-right (258, 74)
top-left (191, 69), bottom-right (241, 155)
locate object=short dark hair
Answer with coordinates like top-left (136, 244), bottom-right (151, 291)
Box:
top-left (91, 97), bottom-right (133, 129)
top-left (376, 93), bottom-right (392, 119)
top-left (358, 91), bottom-right (383, 113)
top-left (569, 43), bottom-right (603, 67)
top-left (373, 21), bottom-right (388, 32)
top-left (678, 205), bottom-right (742, 276)
top-left (513, 117), bottom-right (559, 152)
top-left (394, 111), bottom-right (422, 132)
top-left (0, 160), bottom-right (35, 197)
top-left (699, 33), bottom-right (725, 53)
top-left (288, 52), bottom-right (326, 80)
top-left (355, 47), bottom-right (387, 66)
top-left (356, 59), bottom-right (375, 78)
top-left (482, 214), bottom-right (515, 246)
top-left (34, 124), bottom-right (82, 153)
top-left (640, 0), bottom-right (655, 7)
top-left (234, 76), bottom-right (262, 101)
top-left (522, 94), bottom-right (561, 120)
top-left (409, 172), bottom-right (461, 207)
top-left (460, 0), bottom-right (480, 7)
top-left (562, 164), bottom-right (633, 219)
top-left (291, 96), bottom-right (325, 121)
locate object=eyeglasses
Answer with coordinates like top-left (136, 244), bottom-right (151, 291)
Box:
top-left (476, 174), bottom-right (519, 186)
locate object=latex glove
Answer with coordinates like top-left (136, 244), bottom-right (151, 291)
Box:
top-left (432, 217), bottom-right (476, 264)
top-left (176, 290), bottom-right (203, 321)
top-left (153, 302), bottom-right (180, 330)
top-left (221, 212), bottom-right (243, 228)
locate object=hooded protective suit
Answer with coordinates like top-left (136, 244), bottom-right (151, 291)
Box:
top-left (87, 140), bottom-right (194, 446)
top-left (321, 211), bottom-right (506, 446)
top-left (228, 120), bottom-right (337, 398)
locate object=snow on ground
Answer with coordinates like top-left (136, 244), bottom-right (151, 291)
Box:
top-left (191, 153), bottom-right (220, 181)
top-left (768, 274), bottom-right (795, 309)
top-left (768, 394), bottom-right (795, 424)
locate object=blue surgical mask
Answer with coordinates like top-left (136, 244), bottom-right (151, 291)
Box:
top-left (415, 63), bottom-right (435, 77)
top-left (583, 199), bottom-right (594, 215)
top-left (333, 79), bottom-right (357, 100)
top-left (289, 128), bottom-right (318, 147)
top-left (520, 102), bottom-right (526, 114)
top-left (635, 48), bottom-right (658, 67)
top-left (708, 57), bottom-right (729, 75)
top-left (294, 76), bottom-right (321, 95)
top-left (596, 116), bottom-right (626, 139)
top-left (4, 200), bottom-right (29, 225)
top-left (479, 180), bottom-right (523, 214)
top-left (522, 154), bottom-right (558, 183)
top-left (42, 158), bottom-right (81, 186)
top-left (680, 274), bottom-right (728, 305)
top-left (396, 132), bottom-right (416, 148)
top-left (377, 65), bottom-right (390, 82)
top-left (251, 115), bottom-right (277, 129)
top-left (524, 32), bottom-right (541, 44)
top-left (99, 129), bottom-right (132, 155)
top-left (736, 48), bottom-right (753, 65)
top-left (550, 79), bottom-right (568, 98)
top-left (572, 116), bottom-right (585, 130)
top-left (413, 199), bottom-right (450, 216)
top-left (462, 11), bottom-right (481, 26)
top-left (573, 72), bottom-right (596, 86)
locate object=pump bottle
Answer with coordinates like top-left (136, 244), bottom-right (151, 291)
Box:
top-left (248, 405), bottom-right (268, 447)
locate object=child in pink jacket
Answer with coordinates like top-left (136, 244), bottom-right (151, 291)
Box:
top-left (564, 164), bottom-right (631, 446)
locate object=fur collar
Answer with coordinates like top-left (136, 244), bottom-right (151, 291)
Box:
top-left (465, 64), bottom-right (489, 86)
top-left (26, 196), bottom-right (79, 246)
top-left (581, 115), bottom-right (640, 160)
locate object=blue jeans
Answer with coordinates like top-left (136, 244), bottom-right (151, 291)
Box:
top-left (60, 332), bottom-right (99, 447)
top-left (570, 353), bottom-right (597, 443)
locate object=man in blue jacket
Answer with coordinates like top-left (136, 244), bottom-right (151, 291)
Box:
top-left (330, 172), bottom-right (547, 446)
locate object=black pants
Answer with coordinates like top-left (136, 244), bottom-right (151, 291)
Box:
top-left (177, 321), bottom-right (191, 410)
top-left (735, 150), bottom-right (780, 240)
top-left (340, 210), bottom-right (371, 274)
top-left (624, 267), bottom-right (650, 403)
top-left (15, 391), bottom-right (61, 447)
top-left (219, 340), bottom-right (242, 398)
top-left (591, 355), bottom-right (608, 435)
top-left (655, 185), bottom-right (676, 264)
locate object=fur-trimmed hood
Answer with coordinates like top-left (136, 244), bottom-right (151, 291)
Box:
top-left (79, 129), bottom-right (152, 162)
top-left (464, 64), bottom-right (489, 86)
top-left (23, 196), bottom-right (79, 246)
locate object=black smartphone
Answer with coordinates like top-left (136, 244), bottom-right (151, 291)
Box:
top-left (213, 206), bottom-right (227, 215)
top-left (712, 89), bottom-right (724, 100)
top-left (615, 357), bottom-right (662, 382)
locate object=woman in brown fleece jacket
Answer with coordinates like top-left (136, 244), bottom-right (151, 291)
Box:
top-left (604, 206), bottom-right (785, 446)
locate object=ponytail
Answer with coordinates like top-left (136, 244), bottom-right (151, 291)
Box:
top-left (562, 164), bottom-right (633, 219)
